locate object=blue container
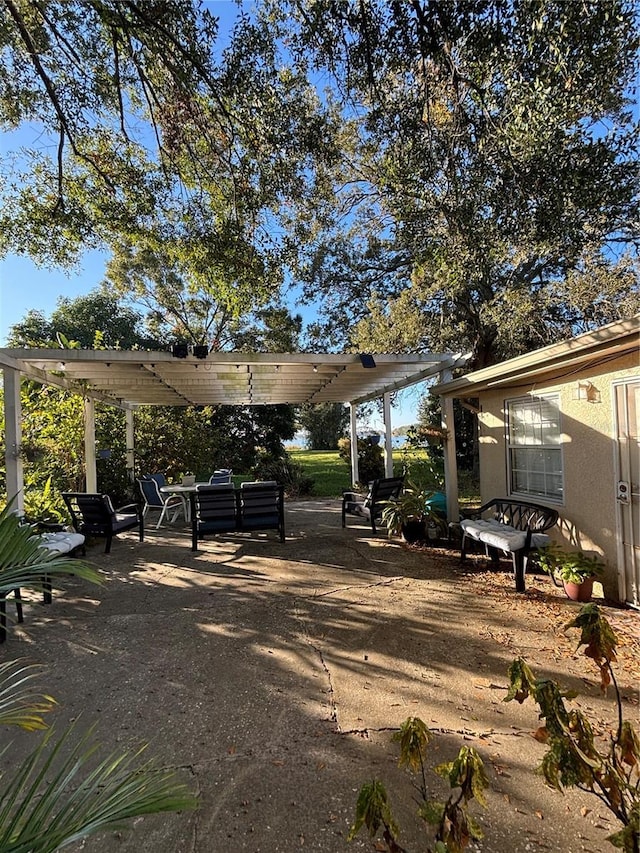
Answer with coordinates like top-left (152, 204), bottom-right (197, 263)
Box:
top-left (425, 491), bottom-right (447, 520)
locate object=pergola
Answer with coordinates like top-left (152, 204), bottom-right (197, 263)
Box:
top-left (1, 347), bottom-right (468, 520)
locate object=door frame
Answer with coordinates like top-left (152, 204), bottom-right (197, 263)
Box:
top-left (612, 377), bottom-right (640, 607)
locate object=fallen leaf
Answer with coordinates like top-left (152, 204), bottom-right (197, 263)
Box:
top-left (532, 726), bottom-right (549, 743)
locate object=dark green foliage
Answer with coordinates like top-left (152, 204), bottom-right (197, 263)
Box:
top-left (297, 403), bottom-right (349, 450)
top-left (338, 437), bottom-right (384, 486)
top-left (252, 451), bottom-right (314, 498)
top-left (279, 0), bottom-right (639, 368)
top-left (7, 289), bottom-right (160, 350)
top-left (538, 544), bottom-right (606, 585)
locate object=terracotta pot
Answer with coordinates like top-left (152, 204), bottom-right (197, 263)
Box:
top-left (563, 577), bottom-right (594, 602)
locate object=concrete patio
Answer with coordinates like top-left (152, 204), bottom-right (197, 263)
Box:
top-left (2, 500), bottom-right (639, 852)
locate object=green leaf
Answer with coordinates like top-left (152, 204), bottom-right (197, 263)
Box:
top-left (504, 658), bottom-right (538, 703)
top-left (347, 780), bottom-right (398, 843)
top-left (0, 723), bottom-right (197, 853)
top-left (392, 717), bottom-right (432, 772)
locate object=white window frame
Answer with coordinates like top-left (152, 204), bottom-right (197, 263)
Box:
top-left (506, 394), bottom-right (564, 505)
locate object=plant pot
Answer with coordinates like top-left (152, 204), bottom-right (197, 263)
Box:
top-left (562, 577), bottom-right (594, 602)
top-left (401, 519), bottom-right (426, 544)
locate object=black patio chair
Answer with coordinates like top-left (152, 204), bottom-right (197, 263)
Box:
top-left (238, 481), bottom-right (285, 543)
top-left (342, 475), bottom-right (405, 534)
top-left (190, 483), bottom-right (239, 551)
top-left (62, 493), bottom-right (143, 554)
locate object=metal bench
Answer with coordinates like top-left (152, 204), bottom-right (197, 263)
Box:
top-left (460, 498), bottom-right (559, 592)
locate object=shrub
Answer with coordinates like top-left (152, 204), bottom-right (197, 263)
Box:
top-left (348, 716), bottom-right (488, 852)
top-left (338, 437), bottom-right (384, 486)
top-left (252, 451), bottom-right (314, 498)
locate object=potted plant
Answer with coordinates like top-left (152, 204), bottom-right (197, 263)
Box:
top-left (538, 544), bottom-right (605, 602)
top-left (381, 484), bottom-right (443, 544)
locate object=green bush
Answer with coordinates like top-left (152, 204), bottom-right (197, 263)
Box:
top-left (252, 451), bottom-right (314, 498)
top-left (338, 437), bottom-right (384, 486)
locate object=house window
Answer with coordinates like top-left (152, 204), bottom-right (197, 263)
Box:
top-left (507, 395), bottom-right (563, 503)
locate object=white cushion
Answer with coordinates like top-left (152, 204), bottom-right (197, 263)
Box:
top-left (476, 528), bottom-right (527, 552)
top-left (38, 532), bottom-right (85, 555)
top-left (461, 519), bottom-right (550, 553)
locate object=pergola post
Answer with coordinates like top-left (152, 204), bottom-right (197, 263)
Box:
top-left (440, 369), bottom-right (459, 522)
top-left (3, 367), bottom-right (24, 514)
top-left (125, 409), bottom-right (135, 485)
top-left (349, 403), bottom-right (359, 486)
top-left (84, 398), bottom-right (97, 492)
top-left (382, 392), bottom-right (393, 477)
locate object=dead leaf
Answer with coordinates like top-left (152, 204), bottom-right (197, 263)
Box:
top-left (532, 726), bottom-right (549, 743)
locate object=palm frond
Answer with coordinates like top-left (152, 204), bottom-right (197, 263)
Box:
top-left (0, 660), bottom-right (56, 731)
top-left (0, 723), bottom-right (197, 853)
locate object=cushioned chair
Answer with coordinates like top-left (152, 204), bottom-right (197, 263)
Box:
top-left (342, 476), bottom-right (405, 534)
top-left (137, 477), bottom-right (183, 528)
top-left (62, 493), bottom-right (143, 553)
top-left (1, 521), bottom-right (86, 643)
top-left (190, 484), bottom-right (238, 551)
top-left (143, 472), bottom-right (167, 488)
top-left (238, 481), bottom-right (285, 542)
top-left (209, 469), bottom-right (233, 485)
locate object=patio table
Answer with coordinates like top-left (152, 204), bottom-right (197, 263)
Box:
top-left (160, 482), bottom-right (210, 522)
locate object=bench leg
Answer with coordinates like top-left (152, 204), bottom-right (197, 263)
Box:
top-left (513, 552), bottom-right (526, 593)
top-left (14, 588), bottom-right (24, 623)
top-left (43, 574), bottom-right (52, 605)
top-left (0, 591), bottom-right (23, 643)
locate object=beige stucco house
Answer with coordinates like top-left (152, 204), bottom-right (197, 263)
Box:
top-left (435, 316), bottom-right (639, 606)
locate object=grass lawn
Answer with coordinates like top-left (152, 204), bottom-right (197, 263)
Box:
top-left (289, 449), bottom-right (480, 504)
top-left (289, 450), bottom-right (352, 498)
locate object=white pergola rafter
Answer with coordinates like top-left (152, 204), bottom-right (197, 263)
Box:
top-left (1, 348), bottom-right (469, 520)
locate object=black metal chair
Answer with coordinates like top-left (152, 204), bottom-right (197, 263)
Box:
top-left (238, 481), bottom-right (285, 543)
top-left (342, 476), bottom-right (405, 534)
top-left (190, 484), bottom-right (239, 551)
top-left (62, 493), bottom-right (143, 554)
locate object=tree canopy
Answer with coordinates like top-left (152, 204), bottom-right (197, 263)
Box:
top-left (1, 0), bottom-right (638, 371)
top-left (269, 0), bottom-right (639, 365)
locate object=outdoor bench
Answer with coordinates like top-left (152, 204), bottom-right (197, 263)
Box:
top-left (191, 481), bottom-right (285, 551)
top-left (342, 476), bottom-right (405, 534)
top-left (459, 498), bottom-right (559, 593)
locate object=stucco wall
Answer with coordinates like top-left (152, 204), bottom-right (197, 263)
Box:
top-left (475, 352), bottom-right (639, 601)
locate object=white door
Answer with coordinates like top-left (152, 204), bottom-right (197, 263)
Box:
top-left (614, 379), bottom-right (640, 607)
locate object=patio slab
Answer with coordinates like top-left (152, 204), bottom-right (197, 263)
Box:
top-left (2, 500), bottom-right (639, 852)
